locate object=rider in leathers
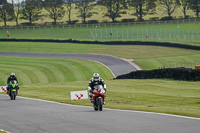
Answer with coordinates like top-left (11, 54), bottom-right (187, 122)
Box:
top-left (7, 73), bottom-right (19, 94)
top-left (88, 73), bottom-right (106, 103)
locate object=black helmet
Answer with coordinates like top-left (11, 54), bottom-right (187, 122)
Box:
top-left (10, 73), bottom-right (15, 79)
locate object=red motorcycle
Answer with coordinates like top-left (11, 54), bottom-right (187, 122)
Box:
top-left (92, 85), bottom-right (106, 111)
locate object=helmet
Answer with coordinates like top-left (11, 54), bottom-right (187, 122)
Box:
top-left (93, 73), bottom-right (100, 81)
top-left (10, 73), bottom-right (15, 79)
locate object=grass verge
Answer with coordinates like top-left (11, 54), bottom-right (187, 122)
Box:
top-left (1, 79), bottom-right (200, 118)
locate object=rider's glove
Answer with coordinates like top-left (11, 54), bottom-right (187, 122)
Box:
top-left (104, 88), bottom-right (107, 92)
top-left (90, 89), bottom-right (93, 93)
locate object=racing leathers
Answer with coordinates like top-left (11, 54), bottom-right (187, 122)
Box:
top-left (88, 77), bottom-right (106, 102)
top-left (7, 76), bottom-right (19, 94)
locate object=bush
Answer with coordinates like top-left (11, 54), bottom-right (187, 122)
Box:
top-left (120, 11), bottom-right (127, 14)
top-left (70, 20), bottom-right (79, 24)
top-left (160, 16), bottom-right (173, 21)
top-left (116, 67), bottom-right (200, 81)
top-left (149, 17), bottom-right (159, 21)
top-left (20, 22), bottom-right (37, 26)
top-left (88, 20), bottom-right (98, 24)
top-left (121, 19), bottom-right (135, 22)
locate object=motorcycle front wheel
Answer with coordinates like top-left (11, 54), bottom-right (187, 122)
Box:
top-left (98, 98), bottom-right (103, 111)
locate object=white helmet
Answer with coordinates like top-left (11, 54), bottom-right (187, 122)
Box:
top-left (10, 73), bottom-right (15, 79)
top-left (93, 73), bottom-right (100, 81)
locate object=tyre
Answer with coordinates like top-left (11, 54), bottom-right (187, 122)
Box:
top-left (93, 104), bottom-right (98, 111)
top-left (98, 98), bottom-right (103, 111)
top-left (11, 91), bottom-right (16, 100)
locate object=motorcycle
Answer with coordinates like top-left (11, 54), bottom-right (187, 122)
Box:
top-left (92, 85), bottom-right (106, 111)
top-left (7, 80), bottom-right (18, 100)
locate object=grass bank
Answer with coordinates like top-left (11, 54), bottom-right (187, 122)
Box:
top-left (0, 56), bottom-right (113, 86)
top-left (0, 23), bottom-right (199, 43)
top-left (1, 42), bottom-right (200, 70)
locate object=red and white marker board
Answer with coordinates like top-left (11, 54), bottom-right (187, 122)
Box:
top-left (70, 90), bottom-right (88, 100)
top-left (0, 86), bottom-right (7, 92)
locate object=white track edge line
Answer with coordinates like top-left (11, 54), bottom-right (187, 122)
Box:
top-left (1, 94), bottom-right (199, 121)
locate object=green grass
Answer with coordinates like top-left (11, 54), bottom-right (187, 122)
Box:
top-left (3, 79), bottom-right (200, 118)
top-left (1, 42), bottom-right (200, 70)
top-left (0, 131), bottom-right (6, 133)
top-left (0, 42), bottom-right (102, 53)
top-left (0, 56), bottom-right (114, 86)
top-left (0, 56), bottom-right (200, 117)
top-left (1, 25), bottom-right (200, 118)
top-left (1, 23), bottom-right (199, 43)
top-left (1, 43), bottom-right (200, 117)
top-left (135, 54), bottom-right (200, 70)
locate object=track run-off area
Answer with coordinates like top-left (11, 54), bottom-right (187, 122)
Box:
top-left (0, 52), bottom-right (200, 133)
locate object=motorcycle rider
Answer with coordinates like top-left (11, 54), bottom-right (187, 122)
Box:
top-left (88, 73), bottom-right (106, 104)
top-left (7, 73), bottom-right (19, 94)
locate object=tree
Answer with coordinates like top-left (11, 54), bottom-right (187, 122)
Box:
top-left (189, 0), bottom-right (200, 18)
top-left (129, 0), bottom-right (157, 21)
top-left (0, 1), bottom-right (14, 26)
top-left (75, 0), bottom-right (95, 24)
top-left (159, 0), bottom-right (181, 17)
top-left (65, 0), bottom-right (74, 24)
top-left (11, 0), bottom-right (22, 26)
top-left (21, 0), bottom-right (43, 25)
top-left (98, 0), bottom-right (127, 22)
top-left (180, 0), bottom-right (190, 19)
top-left (43, 0), bottom-right (65, 25)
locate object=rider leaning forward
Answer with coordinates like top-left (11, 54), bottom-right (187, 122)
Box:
top-left (88, 73), bottom-right (107, 104)
top-left (7, 73), bottom-right (19, 94)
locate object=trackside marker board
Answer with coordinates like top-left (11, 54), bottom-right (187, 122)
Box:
top-left (71, 90), bottom-right (88, 100)
top-left (0, 86), bottom-right (7, 92)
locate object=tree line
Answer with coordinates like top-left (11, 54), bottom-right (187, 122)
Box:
top-left (0, 0), bottom-right (199, 26)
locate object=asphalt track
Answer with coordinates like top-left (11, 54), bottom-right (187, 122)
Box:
top-left (0, 52), bottom-right (139, 77)
top-left (1, 52), bottom-right (200, 133)
top-left (0, 95), bottom-right (200, 133)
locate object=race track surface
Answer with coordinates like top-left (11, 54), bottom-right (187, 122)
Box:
top-left (0, 95), bottom-right (200, 133)
top-left (0, 52), bottom-right (200, 133)
top-left (0, 52), bottom-right (138, 77)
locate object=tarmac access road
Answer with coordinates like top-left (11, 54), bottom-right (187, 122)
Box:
top-left (0, 95), bottom-right (200, 133)
top-left (0, 52), bottom-right (139, 77)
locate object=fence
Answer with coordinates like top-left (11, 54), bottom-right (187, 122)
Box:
top-left (0, 18), bottom-right (200, 30)
top-left (159, 61), bottom-right (200, 69)
top-left (90, 28), bottom-right (200, 43)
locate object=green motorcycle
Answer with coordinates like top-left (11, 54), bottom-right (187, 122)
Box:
top-left (8, 80), bottom-right (18, 100)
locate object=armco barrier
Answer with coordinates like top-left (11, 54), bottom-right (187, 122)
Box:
top-left (115, 67), bottom-right (200, 81)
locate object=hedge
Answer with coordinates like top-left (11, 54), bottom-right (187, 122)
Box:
top-left (116, 67), bottom-right (200, 81)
